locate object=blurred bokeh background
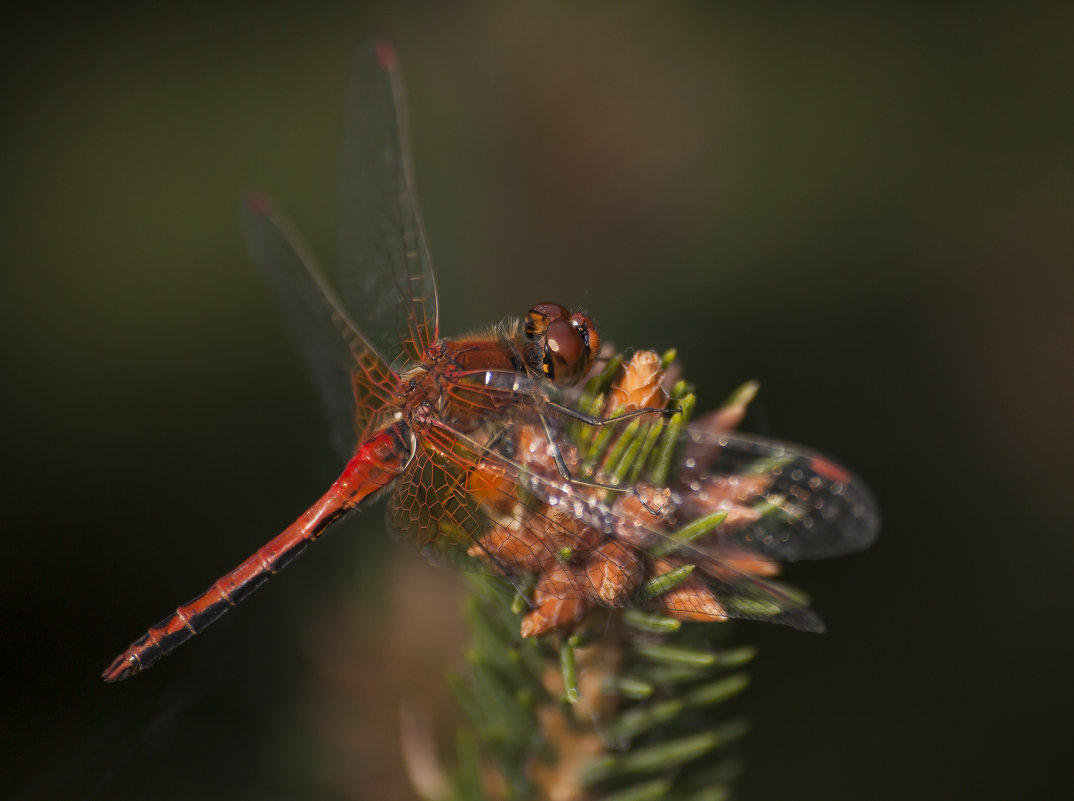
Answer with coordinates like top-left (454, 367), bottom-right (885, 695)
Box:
top-left (3, 3), bottom-right (1072, 800)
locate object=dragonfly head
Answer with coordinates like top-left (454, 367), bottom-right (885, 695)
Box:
top-left (524, 302), bottom-right (600, 386)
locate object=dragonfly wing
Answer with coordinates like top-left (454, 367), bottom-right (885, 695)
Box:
top-left (670, 549), bottom-right (825, 632)
top-left (422, 404), bottom-right (878, 628)
top-left (387, 439), bottom-right (488, 570)
top-left (396, 421), bottom-right (828, 632)
top-left (675, 427), bottom-right (880, 562)
top-left (339, 38), bottom-right (438, 367)
top-left (502, 419), bottom-right (878, 567)
top-left (386, 422), bottom-right (606, 578)
top-left (241, 195), bottom-right (398, 455)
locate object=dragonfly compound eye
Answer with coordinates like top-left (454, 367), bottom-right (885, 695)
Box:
top-left (524, 302), bottom-right (597, 385)
top-left (569, 310), bottom-right (599, 364)
top-left (545, 318), bottom-right (583, 372)
top-left (525, 302), bottom-right (570, 339)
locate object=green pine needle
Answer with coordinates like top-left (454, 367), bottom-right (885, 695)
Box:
top-left (447, 349), bottom-right (766, 801)
top-left (633, 565), bottom-right (696, 603)
top-left (622, 610), bottom-right (682, 634)
top-left (631, 641), bottom-right (719, 668)
top-left (598, 778), bottom-right (672, 801)
top-left (560, 639), bottom-right (579, 704)
top-left (649, 510), bottom-right (728, 557)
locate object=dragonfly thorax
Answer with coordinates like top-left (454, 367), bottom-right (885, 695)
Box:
top-left (390, 304), bottom-right (601, 438)
top-left (398, 335), bottom-right (525, 435)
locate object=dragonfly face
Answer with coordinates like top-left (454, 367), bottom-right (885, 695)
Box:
top-left (102, 39), bottom-right (877, 683)
top-left (524, 302), bottom-right (600, 386)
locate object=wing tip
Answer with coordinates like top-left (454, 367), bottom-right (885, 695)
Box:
top-left (372, 37), bottom-right (398, 71)
top-left (242, 191), bottom-right (273, 217)
top-left (786, 609), bottom-right (826, 634)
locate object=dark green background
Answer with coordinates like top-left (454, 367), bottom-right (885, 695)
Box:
top-left (3, 3), bottom-right (1071, 800)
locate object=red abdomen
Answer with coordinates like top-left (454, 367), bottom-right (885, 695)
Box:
top-left (101, 424), bottom-right (412, 682)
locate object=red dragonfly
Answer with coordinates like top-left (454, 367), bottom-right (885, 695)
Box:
top-left (102, 40), bottom-right (878, 683)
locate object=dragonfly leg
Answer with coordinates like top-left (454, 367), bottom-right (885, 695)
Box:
top-left (536, 413), bottom-right (664, 519)
top-left (538, 412), bottom-right (620, 490)
top-left (543, 401), bottom-right (680, 427)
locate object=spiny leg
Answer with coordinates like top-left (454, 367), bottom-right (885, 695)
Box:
top-left (537, 410), bottom-right (670, 516)
top-left (543, 400), bottom-right (681, 428)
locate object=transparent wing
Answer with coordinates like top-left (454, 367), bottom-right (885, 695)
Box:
top-left (241, 194), bottom-right (398, 455)
top-left (674, 427), bottom-right (880, 562)
top-left (500, 422), bottom-right (878, 574)
top-left (477, 421), bottom-right (852, 631)
top-left (434, 376), bottom-right (879, 567)
top-left (339, 38), bottom-right (438, 368)
top-left (383, 405), bottom-right (846, 633)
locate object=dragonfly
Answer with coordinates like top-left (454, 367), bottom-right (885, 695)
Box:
top-left (102, 39), bottom-right (878, 683)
